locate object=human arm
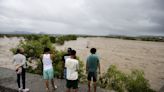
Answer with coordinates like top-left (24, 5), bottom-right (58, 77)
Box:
top-left (65, 58), bottom-right (67, 69)
top-left (86, 58), bottom-right (89, 74)
top-left (98, 58), bottom-right (101, 74)
top-left (12, 57), bottom-right (19, 70)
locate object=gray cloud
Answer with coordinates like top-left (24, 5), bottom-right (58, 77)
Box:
top-left (0, 0), bottom-right (164, 36)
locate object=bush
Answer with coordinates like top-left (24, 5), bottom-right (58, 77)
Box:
top-left (24, 34), bottom-right (42, 41)
top-left (26, 59), bottom-right (43, 75)
top-left (20, 40), bottom-right (43, 58)
top-left (50, 36), bottom-right (56, 43)
top-left (55, 35), bottom-right (77, 45)
top-left (11, 35), bottom-right (57, 74)
top-left (76, 57), bottom-right (87, 83)
top-left (126, 70), bottom-right (155, 92)
top-left (53, 50), bottom-right (66, 78)
top-left (11, 35), bottom-right (85, 82)
top-left (99, 65), bottom-right (127, 92)
top-left (11, 35), bottom-right (53, 58)
top-left (56, 37), bottom-right (65, 45)
top-left (1, 34), bottom-right (78, 45)
top-left (98, 65), bottom-right (155, 92)
top-left (63, 35), bottom-right (77, 41)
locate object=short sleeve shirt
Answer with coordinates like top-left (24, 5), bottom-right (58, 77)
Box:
top-left (65, 58), bottom-right (79, 80)
top-left (13, 54), bottom-right (26, 69)
top-left (87, 54), bottom-right (99, 72)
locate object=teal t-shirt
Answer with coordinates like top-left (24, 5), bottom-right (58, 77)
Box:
top-left (87, 54), bottom-right (99, 72)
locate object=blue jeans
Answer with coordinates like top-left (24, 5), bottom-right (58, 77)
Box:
top-left (64, 68), bottom-right (67, 79)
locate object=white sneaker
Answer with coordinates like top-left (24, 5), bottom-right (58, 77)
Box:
top-left (53, 85), bottom-right (57, 90)
top-left (46, 88), bottom-right (50, 92)
top-left (18, 88), bottom-right (22, 92)
top-left (22, 88), bottom-right (30, 92)
top-left (54, 85), bottom-right (57, 89)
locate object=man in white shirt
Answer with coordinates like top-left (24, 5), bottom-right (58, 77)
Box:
top-left (65, 50), bottom-right (79, 92)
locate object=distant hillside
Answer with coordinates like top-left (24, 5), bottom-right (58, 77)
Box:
top-left (0, 31), bottom-right (34, 34)
top-left (0, 33), bottom-right (164, 42)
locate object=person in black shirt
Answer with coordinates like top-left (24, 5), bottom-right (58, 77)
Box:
top-left (61, 48), bottom-right (72, 79)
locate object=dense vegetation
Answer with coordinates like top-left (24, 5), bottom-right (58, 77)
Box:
top-left (10, 35), bottom-right (85, 82)
top-left (99, 65), bottom-right (155, 92)
top-left (9, 34), bottom-right (155, 92)
top-left (1, 34), bottom-right (164, 42)
top-left (0, 34), bottom-right (77, 45)
top-left (106, 35), bottom-right (164, 42)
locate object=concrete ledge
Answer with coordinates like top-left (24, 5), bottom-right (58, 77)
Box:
top-left (0, 67), bottom-right (110, 92)
top-left (159, 85), bottom-right (164, 92)
top-left (0, 86), bottom-right (18, 92)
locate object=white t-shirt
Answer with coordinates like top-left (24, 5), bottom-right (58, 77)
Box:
top-left (65, 58), bottom-right (79, 80)
top-left (42, 54), bottom-right (53, 70)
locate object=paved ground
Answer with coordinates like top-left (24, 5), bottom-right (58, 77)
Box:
top-left (0, 67), bottom-right (111, 92)
top-left (159, 86), bottom-right (164, 92)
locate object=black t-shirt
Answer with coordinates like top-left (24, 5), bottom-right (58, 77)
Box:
top-left (62, 54), bottom-right (71, 63)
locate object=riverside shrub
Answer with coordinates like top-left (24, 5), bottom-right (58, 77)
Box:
top-left (99, 65), bottom-right (155, 92)
top-left (11, 35), bottom-right (85, 82)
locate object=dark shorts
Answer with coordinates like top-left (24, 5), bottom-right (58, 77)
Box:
top-left (87, 72), bottom-right (97, 82)
top-left (66, 79), bottom-right (78, 89)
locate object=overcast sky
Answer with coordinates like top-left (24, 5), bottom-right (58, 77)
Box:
top-left (0, 0), bottom-right (164, 36)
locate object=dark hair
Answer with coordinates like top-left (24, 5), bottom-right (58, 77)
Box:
top-left (44, 47), bottom-right (50, 53)
top-left (70, 50), bottom-right (76, 56)
top-left (67, 48), bottom-right (72, 53)
top-left (16, 48), bottom-right (21, 54)
top-left (90, 48), bottom-right (96, 54)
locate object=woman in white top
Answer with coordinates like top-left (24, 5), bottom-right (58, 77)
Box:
top-left (41, 47), bottom-right (57, 92)
top-left (13, 48), bottom-right (29, 92)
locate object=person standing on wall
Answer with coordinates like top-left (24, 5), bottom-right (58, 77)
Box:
top-left (12, 48), bottom-right (30, 92)
top-left (86, 48), bottom-right (101, 92)
top-left (41, 47), bottom-right (57, 92)
top-left (62, 48), bottom-right (72, 79)
top-left (65, 50), bottom-right (79, 92)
